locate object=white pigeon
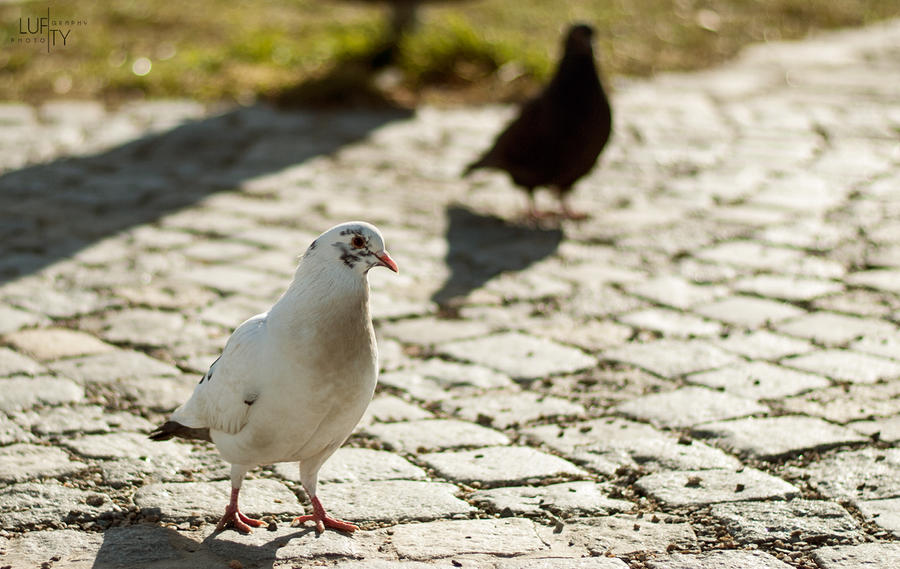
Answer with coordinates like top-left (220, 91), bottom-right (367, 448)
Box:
top-left (150, 221), bottom-right (398, 534)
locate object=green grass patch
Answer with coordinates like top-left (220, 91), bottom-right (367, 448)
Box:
top-left (0, 0), bottom-right (897, 105)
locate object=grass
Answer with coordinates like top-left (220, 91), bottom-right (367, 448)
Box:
top-left (0, 0), bottom-right (898, 106)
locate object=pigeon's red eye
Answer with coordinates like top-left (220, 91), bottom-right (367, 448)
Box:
top-left (351, 236), bottom-right (365, 249)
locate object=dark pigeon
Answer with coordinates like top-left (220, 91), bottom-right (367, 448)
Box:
top-left (464, 24), bottom-right (612, 219)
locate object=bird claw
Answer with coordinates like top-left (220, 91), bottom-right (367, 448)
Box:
top-left (216, 507), bottom-right (265, 533)
top-left (292, 514), bottom-right (358, 534)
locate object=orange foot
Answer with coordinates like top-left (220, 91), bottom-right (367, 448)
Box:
top-left (216, 488), bottom-right (266, 533)
top-left (293, 496), bottom-right (358, 533)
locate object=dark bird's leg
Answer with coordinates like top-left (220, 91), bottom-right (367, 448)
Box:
top-left (294, 460), bottom-right (357, 533)
top-left (217, 465), bottom-right (265, 533)
top-left (524, 187), bottom-right (542, 219)
top-left (557, 186), bottom-right (589, 220)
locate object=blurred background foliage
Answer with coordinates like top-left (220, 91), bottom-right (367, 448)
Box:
top-left (1, 0), bottom-right (898, 107)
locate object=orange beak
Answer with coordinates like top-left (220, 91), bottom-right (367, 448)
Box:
top-left (375, 251), bottom-right (399, 273)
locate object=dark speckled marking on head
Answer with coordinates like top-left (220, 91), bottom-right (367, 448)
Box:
top-left (199, 355), bottom-right (221, 384)
top-left (308, 239), bottom-right (317, 251)
top-left (334, 241), bottom-right (362, 268)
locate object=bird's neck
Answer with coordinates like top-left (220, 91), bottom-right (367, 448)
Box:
top-left (549, 53), bottom-right (602, 95)
top-left (268, 259), bottom-right (370, 338)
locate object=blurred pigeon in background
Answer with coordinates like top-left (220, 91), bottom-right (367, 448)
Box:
top-left (464, 23), bottom-right (612, 219)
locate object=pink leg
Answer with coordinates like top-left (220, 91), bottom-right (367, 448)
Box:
top-left (216, 487), bottom-right (266, 533)
top-left (293, 495), bottom-right (357, 533)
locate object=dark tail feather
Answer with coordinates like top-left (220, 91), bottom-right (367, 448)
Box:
top-left (149, 421), bottom-right (212, 442)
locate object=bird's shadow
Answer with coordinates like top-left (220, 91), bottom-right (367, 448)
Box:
top-left (431, 205), bottom-right (563, 308)
top-left (91, 523), bottom-right (319, 569)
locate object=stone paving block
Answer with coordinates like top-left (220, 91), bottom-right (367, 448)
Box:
top-left (563, 283), bottom-right (648, 317)
top-left (363, 419), bottom-right (510, 453)
top-left (776, 312), bottom-right (897, 346)
top-left (537, 317), bottom-right (634, 352)
top-left (178, 264), bottom-right (277, 295)
top-left (1, 285), bottom-right (113, 319)
top-left (552, 514), bottom-right (697, 556)
top-left (100, 452), bottom-right (229, 489)
top-left (734, 275), bottom-right (843, 301)
top-left (360, 394), bottom-right (433, 425)
top-left (850, 329), bottom-right (900, 361)
top-left (524, 417), bottom-right (741, 475)
top-left (331, 560), bottom-right (434, 569)
top-left (856, 498), bottom-right (900, 537)
top-left (802, 448), bottom-right (900, 501)
top-left (710, 330), bottom-right (814, 360)
top-left (472, 481), bottom-right (632, 517)
top-left (781, 382), bottom-right (900, 424)
top-left (117, 374), bottom-right (197, 412)
top-left (0, 304), bottom-right (47, 334)
top-left (48, 349), bottom-right (181, 383)
top-left (274, 525), bottom-right (385, 562)
top-left (391, 518), bottom-right (548, 559)
top-left (845, 268), bottom-right (900, 294)
top-left (379, 358), bottom-right (515, 400)
top-left (437, 332), bottom-right (596, 379)
top-left (647, 550), bottom-right (792, 569)
top-left (14, 406), bottom-right (154, 436)
top-left (617, 386), bottom-right (767, 429)
top-left (0, 482), bottom-right (115, 528)
top-left (758, 218), bottom-right (853, 251)
top-left (811, 542), bottom-right (900, 569)
top-left (317, 480), bottom-right (474, 523)
top-left (693, 416), bottom-right (867, 460)
top-left (687, 361), bottom-right (829, 400)
top-left (378, 316), bottom-right (493, 345)
top-left (709, 500), bottom-right (862, 543)
top-left (494, 558), bottom-right (630, 569)
top-left (782, 349), bottom-right (900, 384)
top-left (849, 415), bottom-right (900, 443)
top-left (815, 280), bottom-right (900, 317)
top-left (0, 375), bottom-right (84, 412)
top-left (197, 295), bottom-right (268, 329)
top-left (0, 414), bottom-right (33, 445)
top-left (0, 346), bottom-right (44, 376)
top-left (636, 468), bottom-right (799, 507)
top-left (91, 525), bottom-right (208, 569)
top-left (0, 442), bottom-right (87, 484)
top-left (2, 529), bottom-right (102, 569)
top-left (274, 448), bottom-right (427, 483)
top-left (624, 275), bottom-right (728, 309)
top-left (96, 308), bottom-right (192, 347)
top-left (441, 391), bottom-right (585, 428)
top-left (134, 479), bottom-right (301, 521)
top-left (618, 308), bottom-right (722, 337)
top-left (420, 446), bottom-right (587, 488)
top-left (695, 241), bottom-right (805, 270)
top-left (2, 327), bottom-right (115, 361)
top-left (604, 339), bottom-right (742, 378)
top-left (693, 295), bottom-right (805, 328)
top-left (64, 431), bottom-right (193, 462)
top-left (114, 280), bottom-right (219, 312)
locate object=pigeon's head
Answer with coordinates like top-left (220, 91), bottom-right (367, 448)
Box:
top-left (564, 23), bottom-right (595, 56)
top-left (308, 221), bottom-right (399, 275)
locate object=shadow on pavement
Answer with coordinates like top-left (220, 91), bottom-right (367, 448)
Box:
top-left (0, 104), bottom-right (412, 285)
top-left (432, 205), bottom-right (564, 308)
top-left (92, 523), bottom-right (317, 569)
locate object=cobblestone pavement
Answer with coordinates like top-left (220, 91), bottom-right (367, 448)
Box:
top-left (2, 19), bottom-right (900, 569)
